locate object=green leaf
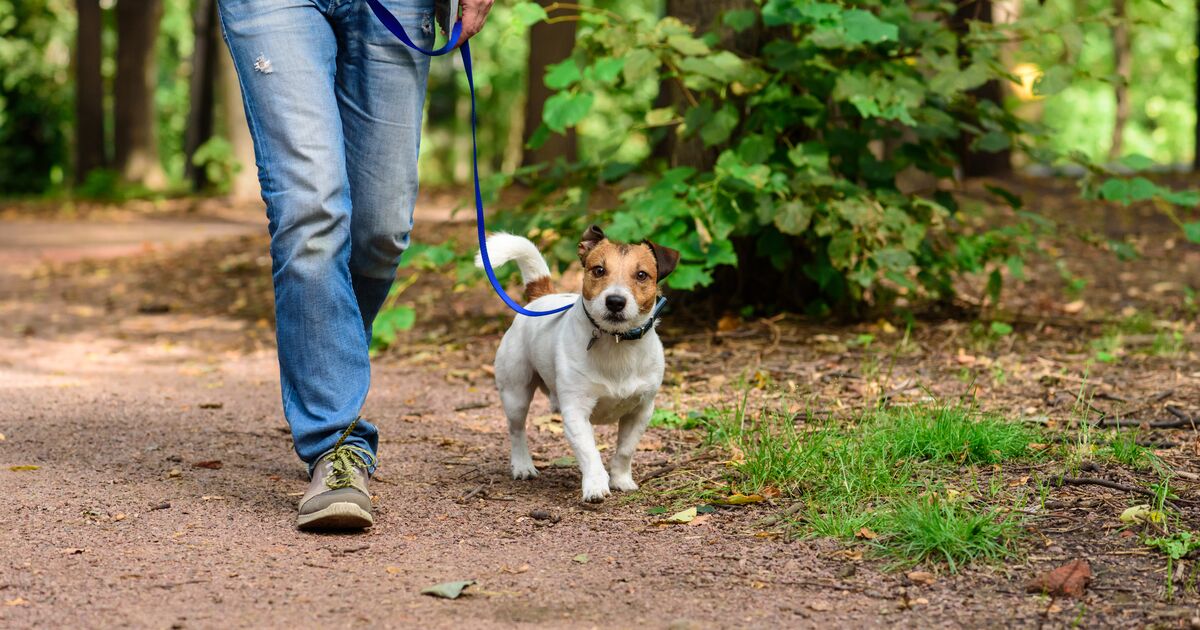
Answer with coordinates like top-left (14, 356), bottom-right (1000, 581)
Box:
top-left (572, 553), bottom-right (589, 564)
top-left (549, 455), bottom-right (577, 468)
top-left (585, 57), bottom-right (626, 85)
top-left (842, 10), bottom-right (898, 44)
top-left (622, 48), bottom-right (659, 83)
top-left (971, 131), bottom-right (1010, 153)
top-left (543, 92), bottom-right (594, 133)
top-left (989, 321), bottom-right (1013, 337)
top-left (1126, 177), bottom-right (1159, 202)
top-left (544, 59), bottom-right (582, 90)
top-left (664, 507), bottom-right (697, 523)
top-left (645, 107), bottom-right (676, 126)
top-left (774, 201), bottom-right (814, 235)
top-left (421, 580), bottom-right (476, 599)
top-left (700, 104), bottom-right (738, 146)
top-left (1033, 66), bottom-right (1072, 96)
top-left (1118, 153), bottom-right (1156, 171)
top-left (510, 2), bottom-right (548, 27)
top-left (1098, 178), bottom-right (1130, 204)
top-left (667, 34), bottom-right (710, 56)
top-left (723, 9), bottom-right (757, 32)
top-left (666, 265), bottom-right (713, 290)
top-left (1183, 222), bottom-right (1200, 244)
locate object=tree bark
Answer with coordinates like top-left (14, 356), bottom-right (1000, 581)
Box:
top-left (521, 0), bottom-right (577, 166)
top-left (1109, 0), bottom-right (1130, 160)
top-left (951, 0), bottom-right (1013, 177)
top-left (184, 0), bottom-right (218, 190)
top-left (114, 0), bottom-right (166, 187)
top-left (74, 0), bottom-right (106, 183)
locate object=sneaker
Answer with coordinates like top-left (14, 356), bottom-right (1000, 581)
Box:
top-left (296, 445), bottom-right (375, 531)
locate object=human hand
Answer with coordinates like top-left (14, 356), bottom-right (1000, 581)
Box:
top-left (458, 0), bottom-right (494, 44)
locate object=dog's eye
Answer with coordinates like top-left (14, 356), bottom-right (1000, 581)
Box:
top-left (636, 270), bottom-right (650, 282)
top-left (591, 265), bottom-right (606, 278)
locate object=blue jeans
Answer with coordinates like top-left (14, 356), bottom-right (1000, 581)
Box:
top-left (218, 0), bottom-right (434, 471)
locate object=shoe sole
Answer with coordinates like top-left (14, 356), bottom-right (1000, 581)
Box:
top-left (296, 501), bottom-right (374, 531)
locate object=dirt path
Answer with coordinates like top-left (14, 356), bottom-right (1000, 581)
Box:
top-left (2, 205), bottom-right (1199, 628)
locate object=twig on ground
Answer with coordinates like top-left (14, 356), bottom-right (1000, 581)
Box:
top-left (1166, 405), bottom-right (1197, 430)
top-left (458, 485), bottom-right (486, 503)
top-left (754, 502), bottom-right (805, 527)
top-left (639, 452), bottom-right (716, 484)
top-left (1096, 416), bottom-right (1194, 430)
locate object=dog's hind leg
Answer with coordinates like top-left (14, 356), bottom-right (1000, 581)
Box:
top-left (501, 383), bottom-right (539, 480)
top-left (609, 402), bottom-right (653, 492)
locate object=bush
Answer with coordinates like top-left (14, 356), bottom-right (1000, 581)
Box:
top-left (499, 1), bottom-right (1197, 314)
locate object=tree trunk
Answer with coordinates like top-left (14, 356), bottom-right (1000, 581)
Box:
top-left (114, 0), bottom-right (166, 187)
top-left (521, 0), bottom-right (577, 166)
top-left (184, 0), bottom-right (218, 190)
top-left (952, 0), bottom-right (1013, 177)
top-left (1195, 0), bottom-right (1200, 170)
top-left (1109, 0), bottom-right (1131, 161)
top-left (217, 39), bottom-right (260, 200)
top-left (74, 0), bottom-right (106, 183)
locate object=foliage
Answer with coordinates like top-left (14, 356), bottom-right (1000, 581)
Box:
top-left (191, 136), bottom-right (242, 194)
top-left (881, 495), bottom-right (1021, 571)
top-left (0, 0), bottom-right (73, 193)
top-left (496, 0), bottom-right (1200, 313)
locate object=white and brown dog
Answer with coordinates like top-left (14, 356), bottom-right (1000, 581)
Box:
top-left (477, 226), bottom-right (680, 502)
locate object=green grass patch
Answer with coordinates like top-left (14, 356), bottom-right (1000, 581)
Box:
top-left (697, 401), bottom-right (1038, 571)
top-left (1102, 430), bottom-right (1159, 471)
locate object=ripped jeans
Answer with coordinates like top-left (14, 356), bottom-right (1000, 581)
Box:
top-left (218, 0), bottom-right (434, 471)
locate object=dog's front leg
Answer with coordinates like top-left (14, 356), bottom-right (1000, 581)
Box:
top-left (609, 402), bottom-right (653, 492)
top-left (561, 402), bottom-right (609, 502)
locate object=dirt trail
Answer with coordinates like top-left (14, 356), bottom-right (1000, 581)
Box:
top-left (1, 205), bottom-right (1197, 628)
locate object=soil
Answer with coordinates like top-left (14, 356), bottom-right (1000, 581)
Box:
top-left (3, 189), bottom-right (1200, 628)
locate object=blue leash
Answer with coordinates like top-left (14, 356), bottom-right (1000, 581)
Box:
top-left (364, 0), bottom-right (572, 317)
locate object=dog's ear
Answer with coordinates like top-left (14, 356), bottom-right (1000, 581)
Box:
top-left (578, 225), bottom-right (606, 262)
top-left (645, 241), bottom-right (680, 282)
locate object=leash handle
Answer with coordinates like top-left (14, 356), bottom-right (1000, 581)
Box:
top-left (365, 0), bottom-right (573, 317)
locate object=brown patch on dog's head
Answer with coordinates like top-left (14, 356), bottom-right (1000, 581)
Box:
top-left (578, 226), bottom-right (677, 315)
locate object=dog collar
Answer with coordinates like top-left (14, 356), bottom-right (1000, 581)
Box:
top-left (583, 296), bottom-right (667, 351)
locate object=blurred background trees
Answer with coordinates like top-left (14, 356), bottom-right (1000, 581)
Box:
top-left (0, 0), bottom-right (1198, 313)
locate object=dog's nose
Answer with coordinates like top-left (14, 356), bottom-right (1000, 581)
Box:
top-left (605, 295), bottom-right (627, 313)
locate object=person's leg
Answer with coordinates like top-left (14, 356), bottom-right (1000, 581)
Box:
top-left (330, 0), bottom-right (436, 337)
top-left (217, 0), bottom-right (379, 471)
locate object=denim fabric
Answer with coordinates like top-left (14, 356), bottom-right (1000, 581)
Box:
top-left (218, 0), bottom-right (435, 470)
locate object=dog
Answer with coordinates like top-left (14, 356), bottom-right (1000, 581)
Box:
top-left (477, 226), bottom-right (680, 502)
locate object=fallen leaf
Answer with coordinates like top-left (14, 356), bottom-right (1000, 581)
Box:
top-left (421, 580), bottom-right (475, 599)
top-left (201, 495), bottom-right (225, 501)
top-left (386, 566), bottom-right (402, 575)
top-left (717, 493), bottom-right (765, 505)
top-left (1062, 300), bottom-right (1086, 314)
top-left (112, 513), bottom-right (126, 522)
top-left (548, 456), bottom-right (576, 468)
top-left (572, 553), bottom-right (589, 564)
top-left (1025, 559), bottom-right (1091, 598)
top-left (8, 465), bottom-right (39, 472)
top-left (192, 460), bottom-right (223, 470)
top-left (4, 598), bottom-right (28, 606)
top-left (500, 564), bottom-right (529, 574)
top-left (687, 514), bottom-right (712, 527)
top-left (717, 314), bottom-right (741, 332)
top-left (1120, 504), bottom-right (1164, 524)
top-left (808, 600), bottom-right (833, 611)
top-left (59, 548), bottom-right (87, 555)
top-left (0, 432), bottom-right (6, 441)
top-left (856, 527), bottom-right (878, 540)
top-left (167, 468), bottom-right (182, 478)
top-left (906, 570), bottom-right (936, 585)
top-left (663, 507), bottom-right (697, 524)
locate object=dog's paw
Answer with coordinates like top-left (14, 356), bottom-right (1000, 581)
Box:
top-left (581, 473), bottom-right (612, 503)
top-left (511, 463), bottom-right (540, 480)
top-left (609, 474), bottom-right (638, 492)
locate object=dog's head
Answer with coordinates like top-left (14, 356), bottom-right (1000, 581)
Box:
top-left (577, 225), bottom-right (680, 332)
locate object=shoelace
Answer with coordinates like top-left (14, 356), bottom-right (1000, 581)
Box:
top-left (322, 417), bottom-right (378, 490)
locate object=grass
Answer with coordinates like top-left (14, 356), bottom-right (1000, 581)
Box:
top-left (1102, 430), bottom-right (1158, 471)
top-left (695, 401), bottom-right (1038, 571)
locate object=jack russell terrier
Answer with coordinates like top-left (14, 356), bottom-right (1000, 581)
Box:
top-left (477, 226), bottom-right (680, 502)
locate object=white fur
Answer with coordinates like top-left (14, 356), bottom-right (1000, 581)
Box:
top-left (475, 232), bottom-right (551, 283)
top-left (477, 234), bottom-right (664, 502)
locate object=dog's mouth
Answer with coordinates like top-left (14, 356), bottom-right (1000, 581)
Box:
top-left (603, 312), bottom-right (627, 323)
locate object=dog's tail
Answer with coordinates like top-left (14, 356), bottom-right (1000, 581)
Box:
top-left (475, 233), bottom-right (554, 302)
